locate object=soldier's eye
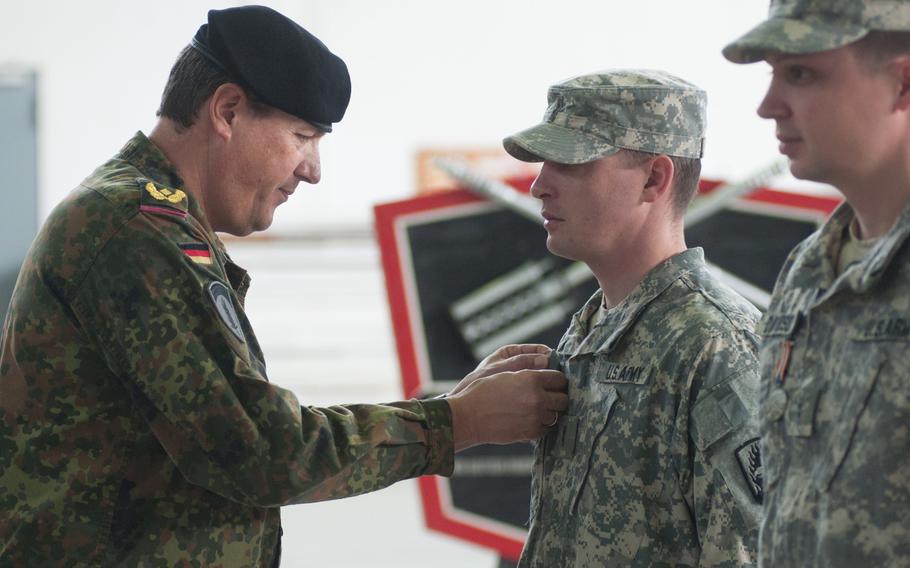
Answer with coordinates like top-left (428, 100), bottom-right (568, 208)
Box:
top-left (785, 66), bottom-right (813, 84)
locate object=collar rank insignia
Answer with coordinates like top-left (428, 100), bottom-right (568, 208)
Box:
top-left (179, 243), bottom-right (213, 265)
top-left (137, 177), bottom-right (188, 218)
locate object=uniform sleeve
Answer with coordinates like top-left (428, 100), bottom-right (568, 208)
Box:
top-left (69, 217), bottom-right (454, 507)
top-left (684, 333), bottom-right (762, 567)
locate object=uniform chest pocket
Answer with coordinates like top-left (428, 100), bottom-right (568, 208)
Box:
top-left (567, 386), bottom-right (619, 514)
top-left (529, 414), bottom-right (579, 526)
top-left (758, 340), bottom-right (787, 490)
top-left (572, 386), bottom-right (650, 565)
top-left (783, 376), bottom-right (823, 438)
top-left (532, 388), bottom-right (618, 527)
top-left (813, 345), bottom-right (884, 491)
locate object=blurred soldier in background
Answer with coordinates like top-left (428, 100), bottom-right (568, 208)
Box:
top-left (724, 0), bottom-right (910, 565)
top-left (0, 6), bottom-right (567, 566)
top-left (503, 69), bottom-right (763, 566)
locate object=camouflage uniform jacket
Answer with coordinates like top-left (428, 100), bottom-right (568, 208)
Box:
top-left (520, 248), bottom-right (762, 567)
top-left (0, 132), bottom-right (454, 567)
top-left (759, 202), bottom-right (910, 566)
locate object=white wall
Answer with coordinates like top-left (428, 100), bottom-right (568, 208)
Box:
top-left (1, 0), bottom-right (828, 234)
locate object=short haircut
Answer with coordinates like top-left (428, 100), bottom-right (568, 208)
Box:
top-left (852, 30), bottom-right (910, 70)
top-left (619, 149), bottom-right (702, 218)
top-left (157, 46), bottom-right (269, 131)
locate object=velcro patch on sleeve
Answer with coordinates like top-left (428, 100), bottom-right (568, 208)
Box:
top-left (735, 437), bottom-right (764, 504)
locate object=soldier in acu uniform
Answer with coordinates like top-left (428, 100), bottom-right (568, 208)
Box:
top-left (0, 6), bottom-right (569, 567)
top-left (724, 1), bottom-right (910, 566)
top-left (503, 70), bottom-right (764, 567)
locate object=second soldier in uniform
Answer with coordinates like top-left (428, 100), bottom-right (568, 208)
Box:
top-left (725, 0), bottom-right (910, 565)
top-left (503, 69), bottom-right (764, 566)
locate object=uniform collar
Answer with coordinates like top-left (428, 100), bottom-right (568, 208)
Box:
top-left (562, 248), bottom-right (705, 356)
top-left (797, 200), bottom-right (910, 305)
top-left (119, 131), bottom-right (210, 233)
top-left (860, 201), bottom-right (910, 285)
top-left (119, 131), bottom-right (232, 258)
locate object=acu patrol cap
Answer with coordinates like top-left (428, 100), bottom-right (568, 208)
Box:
top-left (191, 5), bottom-right (351, 132)
top-left (724, 0), bottom-right (910, 64)
top-left (503, 69), bottom-right (706, 165)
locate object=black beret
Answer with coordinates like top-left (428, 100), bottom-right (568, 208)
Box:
top-left (191, 5), bottom-right (351, 133)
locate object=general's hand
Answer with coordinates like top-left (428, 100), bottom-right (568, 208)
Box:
top-left (448, 344), bottom-right (551, 397)
top-left (447, 367), bottom-right (568, 452)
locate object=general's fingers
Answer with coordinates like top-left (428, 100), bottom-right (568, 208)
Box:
top-left (532, 391), bottom-right (568, 427)
top-left (494, 352), bottom-right (550, 372)
top-left (544, 390), bottom-right (569, 413)
top-left (506, 370), bottom-right (568, 428)
top-left (534, 369), bottom-right (568, 392)
top-left (501, 343), bottom-right (551, 357)
top-left (483, 343), bottom-right (550, 365)
top-left (544, 412), bottom-right (560, 428)
top-left (470, 353), bottom-right (551, 383)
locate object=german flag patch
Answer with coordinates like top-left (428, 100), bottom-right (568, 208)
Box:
top-left (179, 243), bottom-right (213, 265)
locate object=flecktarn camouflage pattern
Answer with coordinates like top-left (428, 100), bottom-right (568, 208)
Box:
top-left (503, 69), bottom-right (706, 164)
top-left (723, 0), bottom-right (910, 63)
top-left (758, 201), bottom-right (910, 566)
top-left (520, 249), bottom-right (762, 567)
top-left (0, 132), bottom-right (454, 567)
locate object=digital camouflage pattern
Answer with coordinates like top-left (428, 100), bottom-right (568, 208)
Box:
top-left (758, 202), bottom-right (910, 566)
top-left (0, 132), bottom-right (454, 567)
top-left (723, 0), bottom-right (910, 63)
top-left (503, 69), bottom-right (706, 164)
top-left (520, 249), bottom-right (762, 567)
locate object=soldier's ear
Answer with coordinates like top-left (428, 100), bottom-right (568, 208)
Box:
top-left (208, 83), bottom-right (246, 140)
top-left (641, 154), bottom-right (674, 205)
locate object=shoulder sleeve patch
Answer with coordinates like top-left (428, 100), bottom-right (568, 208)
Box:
top-left (179, 242), bottom-right (213, 265)
top-left (735, 437), bottom-right (764, 504)
top-left (137, 177), bottom-right (188, 218)
top-left (208, 281), bottom-right (245, 343)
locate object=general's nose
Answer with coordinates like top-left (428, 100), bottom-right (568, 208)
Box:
top-left (296, 150), bottom-right (321, 184)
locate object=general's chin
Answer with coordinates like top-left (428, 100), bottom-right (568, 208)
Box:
top-left (223, 225), bottom-right (256, 237)
top-left (250, 214), bottom-right (276, 234)
top-left (226, 215), bottom-right (273, 237)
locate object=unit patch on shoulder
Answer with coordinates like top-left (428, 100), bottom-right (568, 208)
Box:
top-left (137, 177), bottom-right (188, 218)
top-left (179, 243), bottom-right (213, 265)
top-left (208, 281), bottom-right (245, 343)
top-left (735, 438), bottom-right (764, 504)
